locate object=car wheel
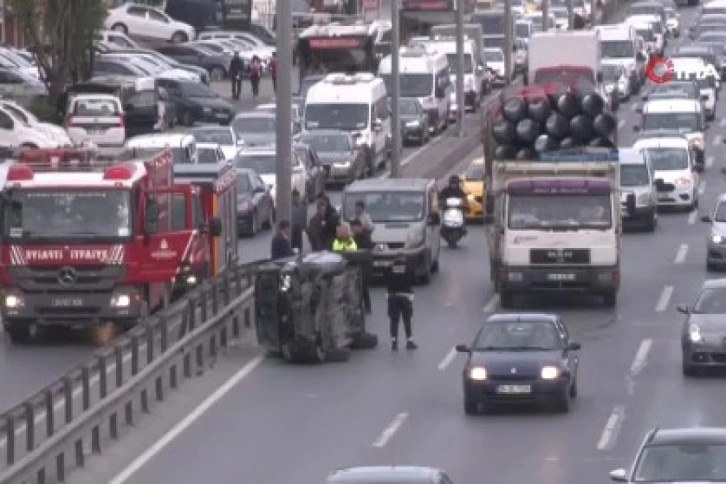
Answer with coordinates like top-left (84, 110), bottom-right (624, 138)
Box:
top-left (603, 291), bottom-right (617, 307)
top-left (5, 325), bottom-right (31, 345)
top-left (111, 23), bottom-right (128, 34)
top-left (682, 359), bottom-right (697, 376)
top-left (556, 389), bottom-right (571, 413)
top-left (569, 377), bottom-right (578, 398)
top-left (171, 31), bottom-right (188, 43)
top-left (210, 66), bottom-right (226, 82)
top-left (464, 401), bottom-right (478, 415)
top-left (251, 210), bottom-right (258, 236)
top-left (645, 212), bottom-right (657, 232)
top-left (500, 290), bottom-right (514, 308)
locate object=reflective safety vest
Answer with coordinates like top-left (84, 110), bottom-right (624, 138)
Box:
top-left (332, 238), bottom-right (357, 252)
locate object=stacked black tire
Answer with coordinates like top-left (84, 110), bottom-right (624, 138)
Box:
top-left (491, 91), bottom-right (618, 161)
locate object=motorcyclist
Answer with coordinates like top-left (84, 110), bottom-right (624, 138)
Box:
top-left (438, 175), bottom-right (468, 236)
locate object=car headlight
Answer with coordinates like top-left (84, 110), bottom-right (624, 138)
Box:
top-left (334, 159), bottom-right (351, 167)
top-left (689, 323), bottom-right (703, 343)
top-left (469, 366), bottom-right (487, 380)
top-left (541, 366), bottom-right (559, 380)
top-left (280, 273), bottom-right (292, 292)
top-left (4, 294), bottom-right (23, 309)
top-left (690, 138), bottom-right (704, 150)
top-left (636, 193), bottom-right (650, 205)
top-left (238, 200), bottom-right (251, 212)
top-left (405, 229), bottom-right (425, 248)
top-left (712, 235), bottom-right (724, 244)
top-left (674, 176), bottom-right (692, 187)
top-left (355, 135), bottom-right (369, 147)
top-left (110, 293), bottom-right (131, 308)
top-left (406, 120), bottom-right (421, 128)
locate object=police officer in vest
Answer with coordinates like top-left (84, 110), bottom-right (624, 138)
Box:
top-left (332, 222), bottom-right (357, 252)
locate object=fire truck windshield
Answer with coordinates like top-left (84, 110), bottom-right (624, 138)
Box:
top-left (2, 189), bottom-right (132, 241)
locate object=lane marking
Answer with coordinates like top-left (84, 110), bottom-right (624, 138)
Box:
top-left (630, 339), bottom-right (652, 375)
top-left (597, 405), bottom-right (626, 451)
top-left (688, 210), bottom-right (698, 225)
top-left (706, 156), bottom-right (714, 169)
top-left (372, 412), bottom-right (409, 448)
top-left (108, 355), bottom-right (264, 484)
top-left (378, 134), bottom-right (447, 179)
top-left (617, 119), bottom-right (625, 130)
top-left (655, 285), bottom-right (673, 312)
top-left (674, 243), bottom-right (689, 264)
top-left (437, 347), bottom-right (458, 371)
top-left (713, 135), bottom-right (722, 148)
top-left (699, 180), bottom-right (707, 195)
top-left (720, 119), bottom-right (726, 128)
top-left (482, 295), bottom-right (499, 313)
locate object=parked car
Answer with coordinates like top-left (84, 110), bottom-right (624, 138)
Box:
top-left (0, 99), bottom-right (71, 146)
top-left (104, 3), bottom-right (196, 43)
top-left (65, 93), bottom-right (126, 148)
top-left (98, 30), bottom-right (141, 50)
top-left (235, 146), bottom-right (306, 202)
top-left (0, 48), bottom-right (40, 79)
top-left (255, 102), bottom-right (302, 133)
top-left (295, 130), bottom-right (365, 184)
top-left (103, 52), bottom-right (201, 82)
top-left (293, 142), bottom-right (326, 202)
top-left (0, 104), bottom-right (57, 148)
top-left (197, 30), bottom-right (275, 60)
top-left (0, 68), bottom-right (47, 107)
top-left (156, 44), bottom-right (231, 82)
top-left (156, 78), bottom-right (234, 126)
top-left (107, 47), bottom-right (210, 84)
top-left (236, 167), bottom-right (275, 236)
top-left (189, 125), bottom-right (243, 160)
top-left (231, 112), bottom-right (277, 147)
top-left (196, 142), bottom-right (227, 164)
top-left (93, 57), bottom-right (151, 78)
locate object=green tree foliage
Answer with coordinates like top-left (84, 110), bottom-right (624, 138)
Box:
top-left (9, 0), bottom-right (105, 100)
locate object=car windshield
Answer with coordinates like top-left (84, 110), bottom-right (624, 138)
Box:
top-left (2, 189), bottom-right (132, 240)
top-left (465, 164), bottom-right (484, 180)
top-left (621, 164), bottom-right (650, 186)
top-left (515, 23), bottom-right (531, 37)
top-left (693, 288), bottom-right (726, 313)
top-left (508, 195), bottom-right (612, 229)
top-left (601, 40), bottom-right (635, 58)
top-left (181, 82), bottom-right (216, 98)
top-left (446, 53), bottom-right (474, 73)
top-left (305, 103), bottom-right (368, 131)
top-left (343, 192), bottom-right (425, 223)
top-left (73, 98), bottom-right (119, 116)
top-left (299, 134), bottom-right (349, 152)
top-left (382, 73), bottom-right (432, 97)
top-left (236, 174), bottom-right (252, 194)
top-left (473, 13), bottom-right (506, 35)
top-left (399, 100), bottom-right (420, 116)
top-left (650, 83), bottom-right (697, 99)
top-left (643, 112), bottom-right (700, 131)
top-left (644, 147), bottom-right (689, 170)
top-left (237, 154), bottom-right (275, 175)
top-left (232, 116), bottom-right (276, 134)
top-left (191, 129), bottom-right (234, 145)
top-left (474, 321), bottom-right (562, 351)
top-left (197, 148), bottom-right (219, 164)
top-left (485, 49), bottom-right (504, 62)
top-left (634, 443), bottom-right (726, 481)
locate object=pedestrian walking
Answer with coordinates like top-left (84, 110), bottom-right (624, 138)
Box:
top-left (269, 52), bottom-right (278, 93)
top-left (290, 189), bottom-right (307, 252)
top-left (229, 51), bottom-right (244, 100)
top-left (271, 220), bottom-right (295, 259)
top-left (249, 56), bottom-right (262, 98)
top-left (385, 255), bottom-right (417, 351)
top-left (351, 219), bottom-right (373, 313)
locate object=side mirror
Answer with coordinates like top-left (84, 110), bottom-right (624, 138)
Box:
top-left (144, 198), bottom-right (160, 235)
top-left (455, 344), bottom-right (471, 353)
top-left (476, 64), bottom-right (484, 73)
top-left (568, 342), bottom-right (582, 351)
top-left (676, 304), bottom-right (689, 314)
top-left (626, 193), bottom-right (636, 217)
top-left (372, 118), bottom-right (382, 131)
top-left (701, 215), bottom-right (712, 223)
top-left (427, 212), bottom-right (440, 225)
top-left (209, 216), bottom-right (222, 237)
top-left (609, 469), bottom-right (628, 482)
top-left (654, 179), bottom-right (666, 192)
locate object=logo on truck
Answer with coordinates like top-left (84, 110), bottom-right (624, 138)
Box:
top-left (645, 55), bottom-right (675, 84)
top-left (57, 267), bottom-right (78, 286)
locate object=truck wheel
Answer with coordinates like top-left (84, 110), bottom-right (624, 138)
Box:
top-left (500, 290), bottom-right (514, 308)
top-left (6, 325), bottom-right (30, 344)
top-left (645, 212), bottom-right (657, 232)
top-left (603, 291), bottom-right (617, 308)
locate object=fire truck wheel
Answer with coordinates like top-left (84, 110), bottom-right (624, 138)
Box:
top-left (5, 325), bottom-right (31, 344)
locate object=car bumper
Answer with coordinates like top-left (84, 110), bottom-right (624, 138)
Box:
top-left (403, 125), bottom-right (426, 142)
top-left (370, 247), bottom-right (428, 277)
top-left (499, 265), bottom-right (619, 294)
top-left (327, 163), bottom-right (356, 182)
top-left (656, 185), bottom-right (695, 207)
top-left (464, 377), bottom-right (570, 405)
top-left (683, 340), bottom-right (726, 367)
top-left (622, 205), bottom-right (655, 225)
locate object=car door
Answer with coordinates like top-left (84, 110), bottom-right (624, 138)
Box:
top-left (174, 46), bottom-right (203, 67)
top-left (252, 174), bottom-right (271, 220)
top-left (0, 109), bottom-right (18, 147)
top-left (308, 147), bottom-right (324, 196)
top-left (147, 9), bottom-right (173, 40)
top-left (124, 5), bottom-right (149, 37)
top-left (556, 318), bottom-right (578, 374)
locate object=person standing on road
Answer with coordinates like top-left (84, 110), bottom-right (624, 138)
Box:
top-left (351, 219), bottom-right (373, 313)
top-left (229, 52), bottom-right (244, 100)
top-left (306, 196), bottom-right (339, 251)
top-left (269, 52), bottom-right (278, 93)
top-left (249, 56), bottom-right (262, 99)
top-left (271, 220), bottom-right (295, 259)
top-left (385, 255), bottom-right (417, 351)
top-left (290, 188), bottom-right (307, 252)
top-left (353, 200), bottom-right (375, 235)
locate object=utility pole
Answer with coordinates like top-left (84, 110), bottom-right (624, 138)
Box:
top-left (567, 0), bottom-right (574, 29)
top-left (455, 0), bottom-right (465, 137)
top-left (503, 0), bottom-right (513, 84)
top-left (390, 0), bottom-right (401, 177)
top-left (590, 0), bottom-right (597, 25)
top-left (542, 0), bottom-right (549, 32)
top-left (275, 0), bottom-right (293, 223)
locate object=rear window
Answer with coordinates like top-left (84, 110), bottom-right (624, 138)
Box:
top-left (72, 98), bottom-right (120, 116)
top-left (129, 90), bottom-right (158, 107)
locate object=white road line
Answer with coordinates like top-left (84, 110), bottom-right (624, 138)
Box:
top-left (655, 285), bottom-right (674, 312)
top-left (482, 295), bottom-right (499, 313)
top-left (630, 339), bottom-right (652, 375)
top-left (674, 243), bottom-right (689, 264)
top-left (713, 136), bottom-right (722, 148)
top-left (372, 412), bottom-right (409, 448)
top-left (597, 405), bottom-right (626, 451)
top-left (108, 355), bottom-right (264, 484)
top-left (721, 118), bottom-right (726, 128)
top-left (437, 347), bottom-right (458, 371)
top-left (688, 210), bottom-right (698, 225)
top-left (699, 180), bottom-right (707, 195)
top-left (617, 119), bottom-right (625, 130)
top-left (706, 156), bottom-right (714, 169)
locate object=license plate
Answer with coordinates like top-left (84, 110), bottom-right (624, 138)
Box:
top-left (87, 129), bottom-right (104, 135)
top-left (547, 273), bottom-right (576, 281)
top-left (51, 297), bottom-right (84, 307)
top-left (374, 260), bottom-right (392, 267)
top-left (497, 385), bottom-right (531, 394)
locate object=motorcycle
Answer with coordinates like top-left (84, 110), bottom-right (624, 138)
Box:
top-left (441, 197), bottom-right (466, 248)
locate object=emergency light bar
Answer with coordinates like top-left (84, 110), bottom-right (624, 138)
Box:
top-left (12, 147), bottom-right (128, 172)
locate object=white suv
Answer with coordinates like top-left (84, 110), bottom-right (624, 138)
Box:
top-left (105, 4), bottom-right (195, 44)
top-left (66, 94), bottom-right (126, 148)
top-left (0, 105), bottom-right (57, 149)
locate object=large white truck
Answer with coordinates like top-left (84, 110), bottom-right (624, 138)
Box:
top-left (486, 150), bottom-right (629, 308)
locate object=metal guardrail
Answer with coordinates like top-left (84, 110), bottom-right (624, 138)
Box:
top-left (0, 260), bottom-right (265, 483)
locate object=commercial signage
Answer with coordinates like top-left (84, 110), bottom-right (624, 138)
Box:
top-left (401, 0), bottom-right (454, 11)
top-left (309, 37), bottom-right (365, 49)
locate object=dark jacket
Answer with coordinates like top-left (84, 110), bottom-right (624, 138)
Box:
top-left (385, 262), bottom-right (414, 296)
top-left (353, 231), bottom-right (374, 250)
top-left (291, 202), bottom-right (307, 231)
top-left (271, 232), bottom-right (295, 259)
top-left (439, 185), bottom-right (467, 203)
top-left (230, 57), bottom-right (244, 78)
top-left (308, 207), bottom-right (339, 251)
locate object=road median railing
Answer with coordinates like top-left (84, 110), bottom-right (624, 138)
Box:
top-left (0, 259), bottom-right (265, 483)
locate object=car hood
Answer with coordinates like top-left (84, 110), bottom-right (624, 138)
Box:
top-left (400, 113), bottom-right (420, 123)
top-left (159, 68), bottom-right (199, 81)
top-left (239, 133), bottom-right (275, 147)
top-left (190, 96), bottom-right (232, 110)
top-left (470, 350), bottom-right (560, 378)
top-left (317, 151), bottom-right (355, 164)
top-left (689, 313), bottom-right (726, 334)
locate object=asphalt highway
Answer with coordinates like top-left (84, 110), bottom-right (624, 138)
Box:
top-left (84, 5), bottom-right (726, 484)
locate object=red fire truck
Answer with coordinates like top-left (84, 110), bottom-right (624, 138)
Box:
top-left (0, 148), bottom-right (221, 343)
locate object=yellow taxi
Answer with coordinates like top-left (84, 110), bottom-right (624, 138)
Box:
top-left (461, 157), bottom-right (486, 222)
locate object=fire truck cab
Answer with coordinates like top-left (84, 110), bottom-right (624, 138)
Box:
top-left (173, 163), bottom-right (239, 278)
top-left (0, 147), bottom-right (219, 343)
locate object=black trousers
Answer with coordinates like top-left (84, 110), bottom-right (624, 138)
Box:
top-left (388, 295), bottom-right (412, 339)
top-left (291, 227), bottom-right (303, 251)
top-left (251, 76), bottom-right (260, 97)
top-left (231, 77), bottom-right (241, 100)
top-left (272, 76), bottom-right (277, 93)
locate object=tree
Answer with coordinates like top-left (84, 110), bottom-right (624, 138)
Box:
top-left (9, 0), bottom-right (105, 102)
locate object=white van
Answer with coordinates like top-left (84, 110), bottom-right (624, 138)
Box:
top-left (596, 24), bottom-right (647, 94)
top-left (619, 147), bottom-right (658, 231)
top-left (413, 39), bottom-right (484, 112)
top-left (303, 73), bottom-right (390, 177)
top-left (378, 47), bottom-right (452, 134)
top-left (125, 132), bottom-right (198, 164)
top-left (66, 93), bottom-right (126, 148)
